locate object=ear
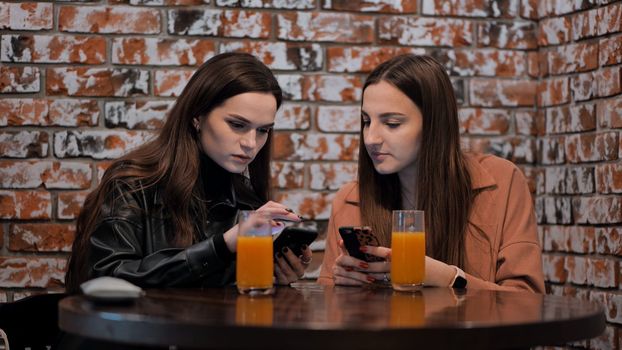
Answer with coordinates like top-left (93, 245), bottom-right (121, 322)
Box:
top-left (192, 118), bottom-right (200, 131)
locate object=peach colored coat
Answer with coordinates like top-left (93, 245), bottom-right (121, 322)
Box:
top-left (318, 153), bottom-right (546, 293)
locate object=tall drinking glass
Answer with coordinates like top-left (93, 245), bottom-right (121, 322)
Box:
top-left (391, 210), bottom-right (425, 292)
top-left (236, 210), bottom-right (274, 296)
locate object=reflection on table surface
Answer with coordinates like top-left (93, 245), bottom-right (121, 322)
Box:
top-left (59, 284), bottom-right (606, 349)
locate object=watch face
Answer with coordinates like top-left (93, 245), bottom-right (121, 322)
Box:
top-left (453, 276), bottom-right (467, 289)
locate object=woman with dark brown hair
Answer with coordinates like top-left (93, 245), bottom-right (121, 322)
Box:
top-left (65, 53), bottom-right (311, 294)
top-left (318, 54), bottom-right (544, 292)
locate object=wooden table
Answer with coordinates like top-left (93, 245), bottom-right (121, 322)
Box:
top-left (58, 284), bottom-right (605, 349)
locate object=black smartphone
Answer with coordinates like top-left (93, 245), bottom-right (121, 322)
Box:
top-left (273, 227), bottom-right (318, 257)
top-left (338, 226), bottom-right (384, 262)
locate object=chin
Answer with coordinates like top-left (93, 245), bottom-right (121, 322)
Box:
top-left (372, 163), bottom-right (399, 175)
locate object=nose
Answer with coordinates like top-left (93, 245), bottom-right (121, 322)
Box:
top-left (240, 130), bottom-right (257, 150)
top-left (364, 121), bottom-right (382, 147)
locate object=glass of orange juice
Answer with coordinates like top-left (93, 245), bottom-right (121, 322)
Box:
top-left (236, 210), bottom-right (274, 296)
top-left (391, 210), bottom-right (425, 292)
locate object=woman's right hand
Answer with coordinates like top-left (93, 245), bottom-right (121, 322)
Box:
top-left (223, 201), bottom-right (301, 252)
top-left (332, 239), bottom-right (391, 286)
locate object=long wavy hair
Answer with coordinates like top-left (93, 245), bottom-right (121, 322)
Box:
top-left (65, 53), bottom-right (282, 293)
top-left (358, 54), bottom-right (473, 268)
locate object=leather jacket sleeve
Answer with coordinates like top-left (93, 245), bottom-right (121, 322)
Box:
top-left (87, 181), bottom-right (235, 288)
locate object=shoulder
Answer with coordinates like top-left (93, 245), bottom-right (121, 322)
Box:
top-left (465, 153), bottom-right (525, 188)
top-left (333, 181), bottom-right (359, 204)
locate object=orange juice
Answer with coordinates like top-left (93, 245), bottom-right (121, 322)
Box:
top-left (236, 236), bottom-right (273, 290)
top-left (389, 292), bottom-right (425, 327)
top-left (235, 295), bottom-right (274, 326)
top-left (391, 231), bottom-right (425, 286)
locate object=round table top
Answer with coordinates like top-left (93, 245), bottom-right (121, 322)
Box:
top-left (59, 284), bottom-right (605, 349)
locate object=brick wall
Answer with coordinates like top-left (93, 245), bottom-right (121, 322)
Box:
top-left (0, 0), bottom-right (620, 347)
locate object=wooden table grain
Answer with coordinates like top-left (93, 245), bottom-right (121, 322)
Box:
top-left (58, 284), bottom-right (605, 349)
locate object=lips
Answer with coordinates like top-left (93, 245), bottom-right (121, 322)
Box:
top-left (369, 151), bottom-right (389, 161)
top-left (232, 154), bottom-right (252, 162)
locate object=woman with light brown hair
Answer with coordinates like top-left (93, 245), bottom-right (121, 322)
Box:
top-left (318, 54), bottom-right (544, 292)
top-left (65, 53), bottom-right (311, 294)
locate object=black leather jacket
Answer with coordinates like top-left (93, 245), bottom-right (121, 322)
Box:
top-left (87, 156), bottom-right (264, 289)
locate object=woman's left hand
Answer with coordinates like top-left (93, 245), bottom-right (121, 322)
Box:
top-left (275, 244), bottom-right (313, 285)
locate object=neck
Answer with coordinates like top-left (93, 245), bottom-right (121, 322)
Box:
top-left (398, 162), bottom-right (417, 210)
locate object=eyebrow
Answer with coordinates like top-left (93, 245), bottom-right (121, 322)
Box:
top-left (228, 114), bottom-right (275, 128)
top-left (360, 110), bottom-right (407, 119)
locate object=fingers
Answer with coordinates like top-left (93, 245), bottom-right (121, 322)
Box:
top-left (338, 239), bottom-right (348, 255)
top-left (275, 252), bottom-right (299, 284)
top-left (280, 247), bottom-right (306, 278)
top-left (361, 245), bottom-right (392, 261)
top-left (257, 201), bottom-right (302, 222)
top-left (333, 265), bottom-right (375, 285)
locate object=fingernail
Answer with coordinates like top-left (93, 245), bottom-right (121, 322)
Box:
top-left (282, 247), bottom-right (289, 254)
top-left (285, 208), bottom-right (294, 213)
top-left (366, 276), bottom-right (375, 283)
top-left (276, 253), bottom-right (282, 259)
top-left (359, 246), bottom-right (367, 253)
top-left (345, 267), bottom-right (353, 272)
top-left (297, 215), bottom-right (305, 220)
top-left (359, 262), bottom-right (369, 269)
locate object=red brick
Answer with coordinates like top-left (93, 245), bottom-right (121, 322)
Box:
top-left (58, 191), bottom-right (89, 220)
top-left (274, 104), bottom-right (311, 131)
top-left (604, 99), bottom-right (622, 133)
top-left (539, 136), bottom-right (566, 165)
top-left (478, 22), bottom-right (537, 49)
top-left (96, 162), bottom-right (113, 183)
top-left (309, 163), bottom-right (357, 191)
top-left (0, 2), bottom-right (53, 30)
top-left (277, 13), bottom-right (373, 44)
top-left (540, 0), bottom-right (596, 16)
top-left (0, 99), bottom-right (99, 127)
top-left (59, 6), bottom-right (160, 34)
top-left (277, 74), bottom-right (363, 102)
top-left (54, 130), bottom-right (155, 159)
top-left (0, 225), bottom-right (3, 248)
top-left (112, 38), bottom-right (215, 66)
top-left (542, 196), bottom-right (572, 224)
top-left (47, 67), bottom-right (149, 97)
top-left (573, 7), bottom-right (599, 41)
top-left (327, 47), bottom-right (424, 73)
top-left (538, 17), bottom-right (572, 46)
top-left (515, 110), bottom-right (545, 136)
top-left (596, 66), bottom-right (622, 97)
top-left (548, 284), bottom-right (590, 300)
top-left (469, 79), bottom-right (536, 107)
top-left (600, 34), bottom-right (622, 66)
top-left (154, 70), bottom-right (194, 97)
top-left (596, 163), bottom-right (622, 194)
top-left (526, 51), bottom-right (540, 78)
top-left (596, 227), bottom-right (622, 256)
top-left (117, 0), bottom-right (210, 4)
top-left (0, 131), bottom-right (48, 158)
top-left (216, 0), bottom-right (314, 9)
top-left (273, 191), bottom-right (334, 220)
top-left (0, 257), bottom-right (66, 288)
top-left (592, 291), bottom-right (622, 324)
top-left (545, 166), bottom-right (594, 194)
top-left (105, 101), bottom-right (173, 130)
top-left (0, 191), bottom-right (51, 219)
top-left (378, 17), bottom-right (473, 47)
top-left (465, 136), bottom-right (536, 164)
top-left (272, 133), bottom-right (359, 161)
top-left (573, 196), bottom-right (622, 224)
top-left (271, 161), bottom-right (304, 189)
top-left (458, 108), bottom-right (510, 135)
top-left (0, 66), bottom-right (39, 93)
top-left (9, 223), bottom-right (75, 252)
top-left (545, 103), bottom-right (596, 134)
top-left (543, 225), bottom-right (595, 253)
top-left (520, 0), bottom-right (538, 19)
top-left (1, 34), bottom-right (106, 64)
top-left (537, 77), bottom-right (569, 107)
top-left (168, 9), bottom-right (271, 38)
top-left (423, 0), bottom-right (518, 17)
top-left (519, 166), bottom-right (544, 194)
top-left (434, 49), bottom-right (527, 77)
top-left (565, 132), bottom-right (619, 163)
top-left (542, 254), bottom-right (567, 283)
top-left (221, 41), bottom-right (322, 71)
top-left (571, 72), bottom-right (597, 102)
top-left (317, 106), bottom-right (360, 133)
top-left (589, 258), bottom-right (618, 288)
top-left (0, 160), bottom-right (90, 189)
top-left (590, 325), bottom-right (618, 350)
top-left (324, 0), bottom-right (416, 13)
top-left (565, 255), bottom-right (589, 285)
top-left (598, 2), bottom-right (622, 36)
top-left (547, 42), bottom-right (598, 75)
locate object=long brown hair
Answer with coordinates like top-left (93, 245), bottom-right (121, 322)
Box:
top-left (65, 53), bottom-right (282, 293)
top-left (358, 54), bottom-right (473, 267)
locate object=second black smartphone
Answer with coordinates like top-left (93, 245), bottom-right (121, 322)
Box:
top-left (338, 226), bottom-right (384, 262)
top-left (273, 227), bottom-right (318, 257)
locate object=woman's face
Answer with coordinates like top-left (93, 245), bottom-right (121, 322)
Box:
top-left (198, 92), bottom-right (277, 174)
top-left (361, 80), bottom-right (423, 175)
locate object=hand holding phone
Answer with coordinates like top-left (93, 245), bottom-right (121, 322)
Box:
top-left (273, 227), bottom-right (318, 257)
top-left (338, 226), bottom-right (384, 262)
